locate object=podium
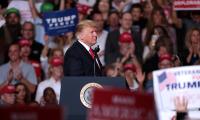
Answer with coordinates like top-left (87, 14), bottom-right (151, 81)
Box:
top-left (59, 77), bottom-right (126, 120)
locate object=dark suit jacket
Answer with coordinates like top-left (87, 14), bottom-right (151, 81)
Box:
top-left (64, 41), bottom-right (102, 76)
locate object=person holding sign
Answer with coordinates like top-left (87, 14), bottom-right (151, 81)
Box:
top-left (64, 20), bottom-right (102, 76)
top-left (174, 96), bottom-right (188, 120)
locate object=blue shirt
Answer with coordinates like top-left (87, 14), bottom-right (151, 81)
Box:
top-left (0, 61), bottom-right (37, 85)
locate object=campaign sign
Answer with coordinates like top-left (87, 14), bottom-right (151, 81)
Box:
top-left (7, 0), bottom-right (33, 23)
top-left (88, 88), bottom-right (156, 120)
top-left (153, 65), bottom-right (200, 111)
top-left (78, 0), bottom-right (96, 7)
top-left (43, 8), bottom-right (78, 36)
top-left (173, 0), bottom-right (200, 10)
top-left (0, 106), bottom-right (64, 120)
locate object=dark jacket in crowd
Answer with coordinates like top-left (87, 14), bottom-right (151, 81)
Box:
top-left (104, 29), bottom-right (143, 65)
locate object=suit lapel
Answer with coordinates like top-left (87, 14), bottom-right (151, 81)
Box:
top-left (76, 41), bottom-right (94, 61)
top-left (76, 41), bottom-right (102, 75)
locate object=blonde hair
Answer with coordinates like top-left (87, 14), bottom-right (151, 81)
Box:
top-left (185, 27), bottom-right (200, 48)
top-left (75, 20), bottom-right (97, 37)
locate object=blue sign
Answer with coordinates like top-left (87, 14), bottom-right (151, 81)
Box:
top-left (43, 8), bottom-right (78, 36)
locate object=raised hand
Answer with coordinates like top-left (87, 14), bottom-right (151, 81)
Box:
top-left (188, 46), bottom-right (193, 55)
top-left (44, 34), bottom-right (49, 45)
top-left (135, 70), bottom-right (145, 85)
top-left (174, 96), bottom-right (188, 112)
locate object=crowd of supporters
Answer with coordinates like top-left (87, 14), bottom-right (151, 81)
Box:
top-left (0, 0), bottom-right (200, 119)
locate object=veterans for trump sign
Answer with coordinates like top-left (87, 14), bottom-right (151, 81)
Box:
top-left (88, 88), bottom-right (156, 120)
top-left (43, 8), bottom-right (78, 36)
top-left (173, 0), bottom-right (200, 10)
top-left (153, 65), bottom-right (200, 120)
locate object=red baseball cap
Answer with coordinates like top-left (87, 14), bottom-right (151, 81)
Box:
top-left (0, 85), bottom-right (15, 95)
top-left (119, 32), bottom-right (133, 43)
top-left (50, 57), bottom-right (64, 67)
top-left (18, 39), bottom-right (31, 46)
top-left (76, 3), bottom-right (90, 15)
top-left (159, 53), bottom-right (173, 63)
top-left (123, 64), bottom-right (136, 73)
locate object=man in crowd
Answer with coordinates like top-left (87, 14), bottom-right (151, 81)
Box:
top-left (105, 12), bottom-right (143, 65)
top-left (158, 53), bottom-right (174, 69)
top-left (64, 20), bottom-right (102, 76)
top-left (21, 21), bottom-right (44, 62)
top-left (0, 8), bottom-right (21, 64)
top-left (0, 85), bottom-right (15, 105)
top-left (3, 7), bottom-right (21, 43)
top-left (0, 44), bottom-right (37, 93)
top-left (130, 3), bottom-right (147, 33)
top-left (19, 39), bottom-right (42, 83)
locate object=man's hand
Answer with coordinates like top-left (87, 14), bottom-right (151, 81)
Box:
top-left (7, 69), bottom-right (14, 83)
top-left (16, 72), bottom-right (24, 81)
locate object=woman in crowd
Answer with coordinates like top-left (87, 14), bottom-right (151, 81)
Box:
top-left (42, 87), bottom-right (58, 106)
top-left (142, 7), bottom-right (177, 53)
top-left (54, 32), bottom-right (75, 54)
top-left (104, 63), bottom-right (120, 77)
top-left (93, 0), bottom-right (111, 21)
top-left (181, 28), bottom-right (200, 65)
top-left (35, 56), bottom-right (63, 105)
top-left (40, 44), bottom-right (64, 79)
top-left (141, 0), bottom-right (153, 20)
top-left (15, 83), bottom-right (31, 105)
top-left (143, 36), bottom-right (174, 92)
top-left (143, 25), bottom-right (169, 61)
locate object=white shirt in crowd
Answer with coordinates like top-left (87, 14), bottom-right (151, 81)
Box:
top-left (92, 30), bottom-right (108, 66)
top-left (35, 77), bottom-right (61, 104)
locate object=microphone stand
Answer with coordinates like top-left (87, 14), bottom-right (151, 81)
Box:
top-left (93, 45), bottom-right (102, 78)
top-left (95, 53), bottom-right (102, 71)
top-left (93, 56), bottom-right (96, 78)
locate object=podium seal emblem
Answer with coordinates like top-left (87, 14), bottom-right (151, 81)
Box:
top-left (80, 82), bottom-right (102, 108)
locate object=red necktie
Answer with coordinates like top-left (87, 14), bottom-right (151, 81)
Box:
top-left (89, 48), bottom-right (95, 59)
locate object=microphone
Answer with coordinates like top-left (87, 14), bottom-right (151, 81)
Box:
top-left (93, 45), bottom-right (100, 53)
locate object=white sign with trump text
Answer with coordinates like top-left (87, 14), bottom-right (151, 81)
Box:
top-left (153, 65), bottom-right (200, 120)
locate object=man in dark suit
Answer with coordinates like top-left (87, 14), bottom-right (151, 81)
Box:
top-left (64, 20), bottom-right (102, 76)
